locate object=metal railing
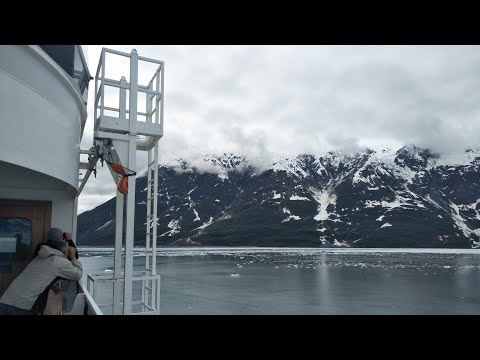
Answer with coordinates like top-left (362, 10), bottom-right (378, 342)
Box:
top-left (86, 272), bottom-right (161, 315)
top-left (94, 48), bottom-right (164, 134)
top-left (78, 280), bottom-right (103, 315)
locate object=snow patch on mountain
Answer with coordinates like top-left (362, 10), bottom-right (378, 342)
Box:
top-left (193, 209), bottom-right (201, 222)
top-left (96, 220), bottom-right (112, 231)
top-left (309, 187), bottom-right (337, 221)
top-left (195, 217), bottom-right (215, 230)
top-left (289, 195), bottom-right (311, 201)
top-left (161, 219), bottom-right (181, 237)
top-left (333, 239), bottom-right (350, 247)
top-left (282, 207), bottom-right (301, 222)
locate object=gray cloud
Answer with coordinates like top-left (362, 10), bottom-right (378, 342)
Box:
top-left (78, 45), bottom-right (480, 213)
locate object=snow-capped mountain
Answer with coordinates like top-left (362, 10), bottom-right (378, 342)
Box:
top-left (77, 146), bottom-right (480, 248)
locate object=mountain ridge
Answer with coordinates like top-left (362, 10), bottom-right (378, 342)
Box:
top-left (77, 145), bottom-right (480, 248)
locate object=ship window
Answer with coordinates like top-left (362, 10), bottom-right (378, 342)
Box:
top-left (39, 45), bottom-right (91, 106)
top-left (0, 218), bottom-right (32, 261)
top-left (72, 45), bottom-right (90, 105)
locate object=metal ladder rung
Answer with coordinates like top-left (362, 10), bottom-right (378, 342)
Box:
top-left (145, 123), bottom-right (158, 315)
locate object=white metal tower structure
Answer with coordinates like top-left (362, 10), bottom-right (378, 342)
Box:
top-left (79, 48), bottom-right (164, 315)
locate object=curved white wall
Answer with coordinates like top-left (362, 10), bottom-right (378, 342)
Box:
top-left (0, 45), bottom-right (87, 193)
top-left (0, 161), bottom-right (76, 234)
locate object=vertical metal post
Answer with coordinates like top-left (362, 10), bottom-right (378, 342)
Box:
top-left (94, 76), bottom-right (97, 125)
top-left (155, 70), bottom-right (160, 125)
top-left (94, 51), bottom-right (100, 123)
top-left (160, 64), bottom-right (164, 133)
top-left (150, 145), bottom-right (158, 309)
top-left (151, 71), bottom-right (160, 309)
top-left (141, 277), bottom-right (145, 312)
top-left (87, 277), bottom-right (91, 294)
top-left (112, 77), bottom-right (127, 315)
top-left (120, 76), bottom-right (127, 121)
top-left (145, 81), bottom-right (153, 308)
top-left (123, 49), bottom-right (138, 315)
top-left (72, 197), bottom-right (78, 244)
top-left (157, 276), bottom-right (161, 315)
top-left (100, 50), bottom-right (105, 120)
top-left (113, 191), bottom-right (124, 315)
top-left (145, 149), bottom-right (151, 306)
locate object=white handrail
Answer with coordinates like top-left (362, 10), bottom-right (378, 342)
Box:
top-left (78, 281), bottom-right (103, 315)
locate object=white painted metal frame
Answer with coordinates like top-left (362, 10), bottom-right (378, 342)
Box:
top-left (142, 66), bottom-right (161, 312)
top-left (78, 281), bottom-right (103, 315)
top-left (86, 272), bottom-right (161, 315)
top-left (83, 47), bottom-right (164, 315)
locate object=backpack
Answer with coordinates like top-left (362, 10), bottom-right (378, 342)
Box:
top-left (43, 280), bottom-right (64, 315)
top-left (31, 277), bottom-right (64, 315)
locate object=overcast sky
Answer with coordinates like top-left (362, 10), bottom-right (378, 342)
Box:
top-left (78, 45), bottom-right (480, 214)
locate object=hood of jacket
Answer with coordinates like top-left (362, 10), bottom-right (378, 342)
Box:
top-left (37, 244), bottom-right (67, 259)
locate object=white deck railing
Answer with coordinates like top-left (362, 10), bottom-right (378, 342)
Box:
top-left (78, 280), bottom-right (103, 315)
top-left (86, 272), bottom-right (161, 315)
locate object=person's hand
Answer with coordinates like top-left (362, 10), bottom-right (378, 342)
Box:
top-left (64, 232), bottom-right (73, 241)
top-left (68, 246), bottom-right (76, 260)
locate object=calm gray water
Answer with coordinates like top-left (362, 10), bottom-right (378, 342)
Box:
top-left (78, 248), bottom-right (480, 315)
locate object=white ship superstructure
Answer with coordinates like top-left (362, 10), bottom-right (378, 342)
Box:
top-left (0, 45), bottom-right (164, 315)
